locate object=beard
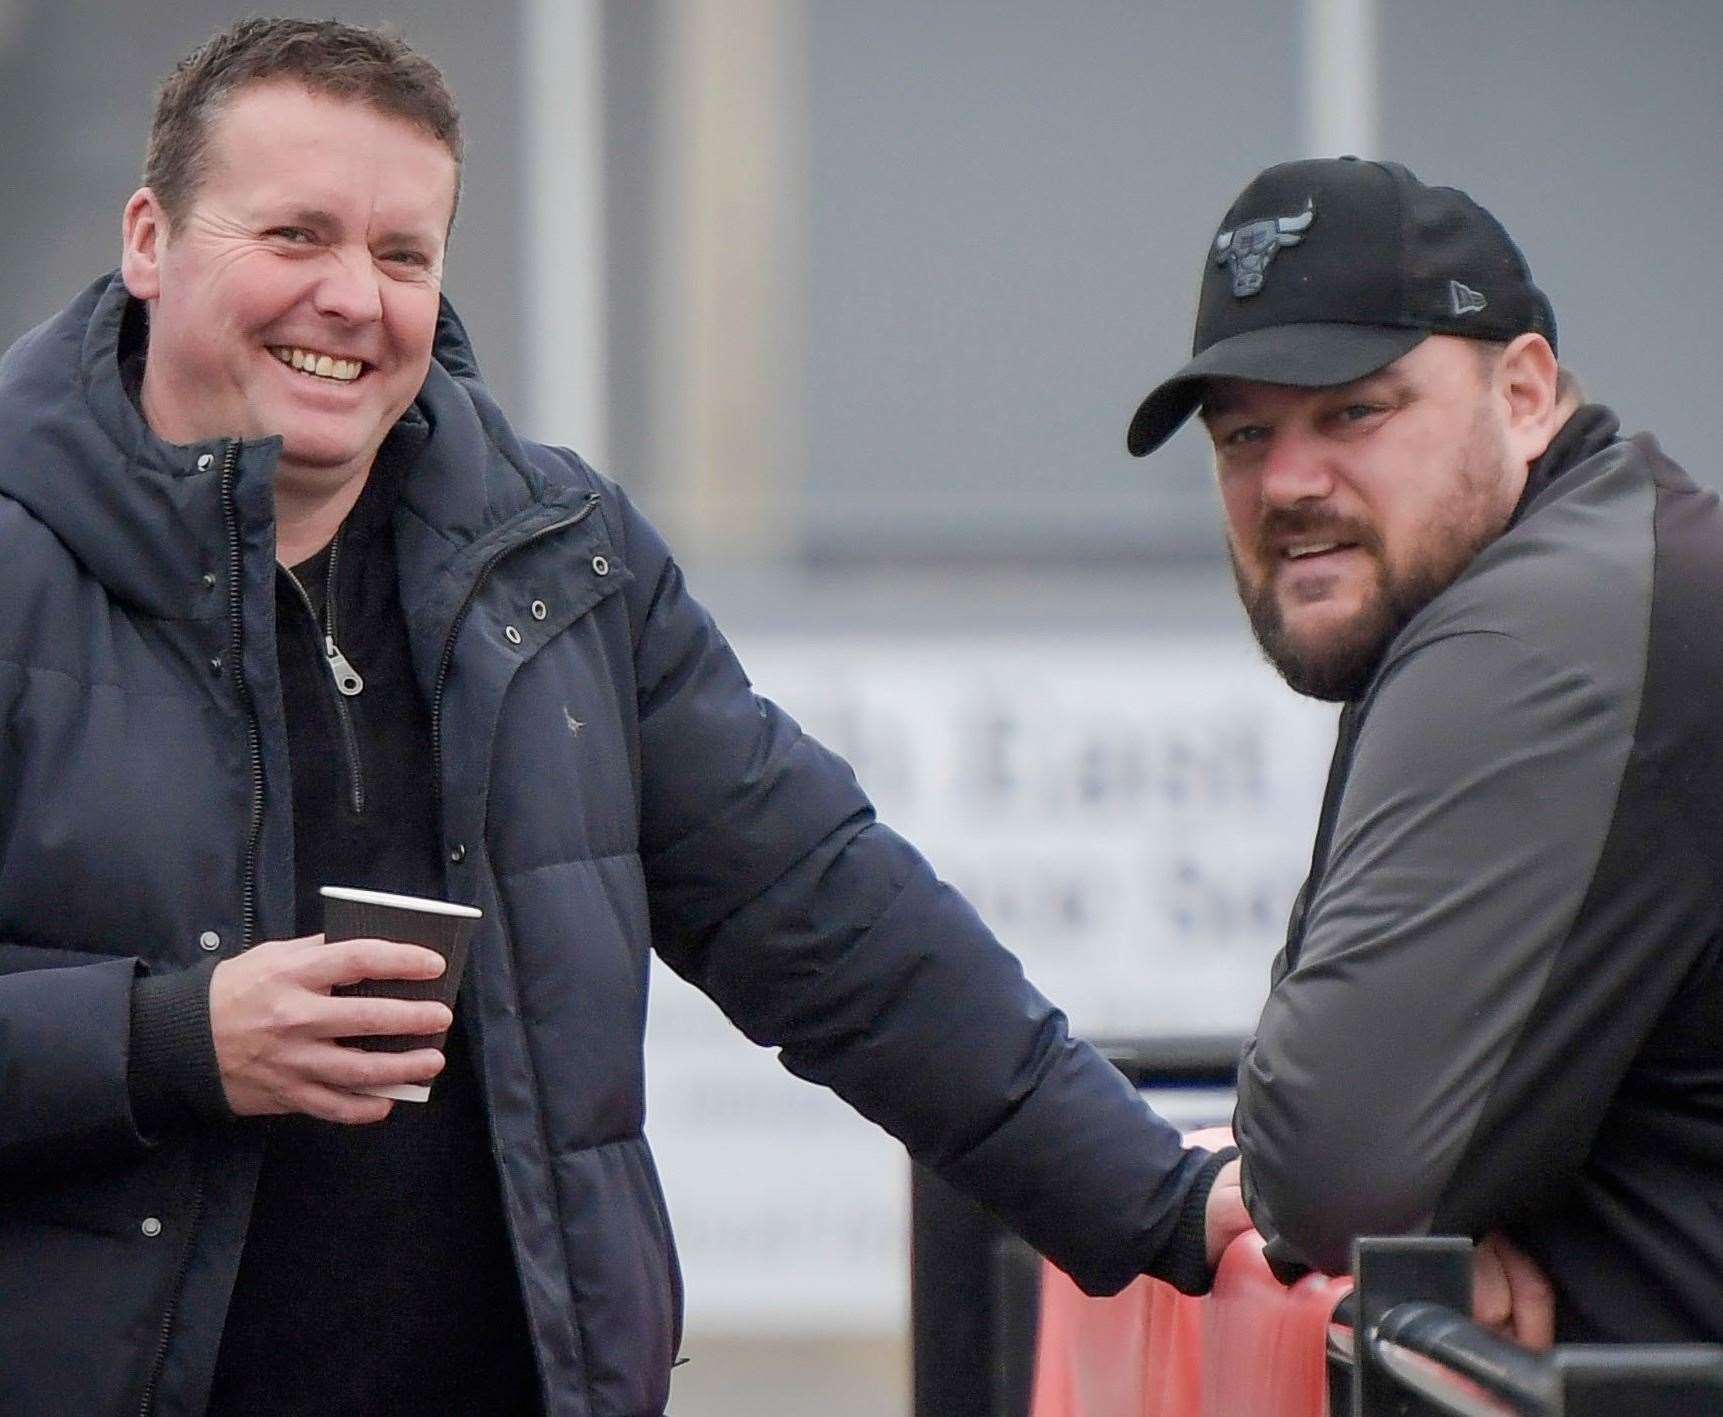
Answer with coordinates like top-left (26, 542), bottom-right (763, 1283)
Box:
top-left (1230, 404), bottom-right (1513, 702)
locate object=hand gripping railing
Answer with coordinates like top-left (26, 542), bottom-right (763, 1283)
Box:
top-left (1333, 1237), bottom-right (1723, 1417)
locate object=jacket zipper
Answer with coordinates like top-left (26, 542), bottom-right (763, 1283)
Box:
top-left (222, 441), bottom-right (266, 951)
top-left (282, 526), bottom-right (366, 814)
top-left (136, 1162), bottom-right (206, 1417)
top-left (138, 440), bottom-right (256, 1415)
top-left (425, 492), bottom-right (599, 1410)
top-left (428, 494), bottom-right (601, 817)
top-left (322, 527), bottom-right (365, 698)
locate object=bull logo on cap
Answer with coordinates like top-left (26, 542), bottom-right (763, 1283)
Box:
top-left (1213, 200), bottom-right (1315, 297)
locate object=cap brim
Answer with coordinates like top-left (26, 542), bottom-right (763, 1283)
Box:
top-left (1126, 323), bottom-right (1431, 457)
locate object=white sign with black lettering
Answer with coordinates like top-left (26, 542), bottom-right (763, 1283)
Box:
top-left (644, 634), bottom-right (1334, 1334)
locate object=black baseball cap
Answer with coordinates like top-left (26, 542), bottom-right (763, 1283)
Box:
top-left (1126, 157), bottom-right (1557, 457)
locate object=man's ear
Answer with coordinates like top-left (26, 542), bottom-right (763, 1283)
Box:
top-left (121, 188), bottom-right (167, 301)
top-left (1496, 332), bottom-right (1563, 468)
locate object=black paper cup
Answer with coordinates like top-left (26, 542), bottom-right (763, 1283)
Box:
top-left (321, 886), bottom-right (482, 1102)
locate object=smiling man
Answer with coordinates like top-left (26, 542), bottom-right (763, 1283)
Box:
top-left (0, 19), bottom-right (1246, 1417)
top-left (122, 79), bottom-right (457, 566)
top-left (1130, 157), bottom-right (1723, 1342)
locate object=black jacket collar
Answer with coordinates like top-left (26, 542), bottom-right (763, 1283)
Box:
top-left (1511, 403), bottom-right (1623, 529)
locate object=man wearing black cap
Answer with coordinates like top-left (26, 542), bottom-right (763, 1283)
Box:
top-left (1130, 156), bottom-right (1723, 1342)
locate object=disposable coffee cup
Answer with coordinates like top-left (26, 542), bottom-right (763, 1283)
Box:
top-left (321, 886), bottom-right (482, 1103)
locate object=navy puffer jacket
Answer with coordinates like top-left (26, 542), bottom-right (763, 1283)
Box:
top-left (0, 274), bottom-right (1214, 1415)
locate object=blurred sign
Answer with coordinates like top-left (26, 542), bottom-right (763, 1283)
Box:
top-left (645, 632), bottom-right (1334, 1334)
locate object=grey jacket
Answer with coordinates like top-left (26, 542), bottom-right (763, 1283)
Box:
top-left (1236, 407), bottom-right (1723, 1342)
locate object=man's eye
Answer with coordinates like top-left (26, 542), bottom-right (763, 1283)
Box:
top-left (1223, 425), bottom-right (1269, 447)
top-left (1340, 403), bottom-right (1385, 423)
top-left (383, 250), bottom-right (430, 267)
top-left (264, 227), bottom-right (321, 249)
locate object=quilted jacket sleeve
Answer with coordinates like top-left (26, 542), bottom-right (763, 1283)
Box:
top-left (0, 948), bottom-right (159, 1175)
top-left (615, 488), bottom-right (1224, 1295)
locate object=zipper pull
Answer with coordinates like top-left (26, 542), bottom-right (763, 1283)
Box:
top-left (326, 636), bottom-right (364, 696)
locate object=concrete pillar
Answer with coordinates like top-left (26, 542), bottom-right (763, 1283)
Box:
top-left (652, 0), bottom-right (805, 562)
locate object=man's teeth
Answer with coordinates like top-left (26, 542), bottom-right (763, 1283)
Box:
top-left (1284, 542), bottom-right (1343, 560)
top-left (270, 347), bottom-right (363, 382)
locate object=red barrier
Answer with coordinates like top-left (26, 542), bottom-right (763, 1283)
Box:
top-left (1030, 1232), bottom-right (1352, 1417)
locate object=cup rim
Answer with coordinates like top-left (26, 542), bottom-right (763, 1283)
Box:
top-left (319, 885), bottom-right (482, 920)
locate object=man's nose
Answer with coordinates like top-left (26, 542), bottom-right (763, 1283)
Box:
top-left (1258, 428), bottom-right (1336, 507)
top-left (312, 248), bottom-right (383, 324)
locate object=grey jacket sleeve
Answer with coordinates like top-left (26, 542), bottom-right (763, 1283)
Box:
top-left (1235, 624), bottom-right (1660, 1274)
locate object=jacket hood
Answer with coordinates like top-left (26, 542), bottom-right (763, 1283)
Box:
top-left (0, 271), bottom-right (555, 619)
top-left (0, 273), bottom-right (255, 618)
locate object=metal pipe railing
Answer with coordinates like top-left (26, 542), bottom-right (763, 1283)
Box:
top-left (1374, 1299), bottom-right (1555, 1414)
top-left (1338, 1236), bottom-right (1723, 1417)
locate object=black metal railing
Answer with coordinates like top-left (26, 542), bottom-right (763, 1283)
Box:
top-left (1334, 1236), bottom-right (1723, 1417)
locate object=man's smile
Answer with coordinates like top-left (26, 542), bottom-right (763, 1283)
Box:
top-left (1281, 539), bottom-right (1353, 561)
top-left (268, 345), bottom-right (367, 383)
top-left (1264, 533), bottom-right (1371, 587)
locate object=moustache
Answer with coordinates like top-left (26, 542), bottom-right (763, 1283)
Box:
top-left (1254, 508), bottom-right (1382, 562)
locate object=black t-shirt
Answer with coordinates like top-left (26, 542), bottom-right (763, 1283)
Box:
top-left (205, 442), bottom-right (541, 1416)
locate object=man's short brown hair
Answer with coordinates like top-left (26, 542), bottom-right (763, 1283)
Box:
top-left (144, 17), bottom-right (463, 229)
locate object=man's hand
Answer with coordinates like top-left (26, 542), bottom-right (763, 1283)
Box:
top-left (209, 933), bottom-right (452, 1124)
top-left (1183, 1126), bottom-right (1253, 1267)
top-left (1471, 1231), bottom-right (1555, 1350)
top-left (1205, 1157), bottom-right (1250, 1267)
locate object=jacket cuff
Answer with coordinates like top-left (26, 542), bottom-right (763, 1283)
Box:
top-left (1145, 1145), bottom-right (1239, 1297)
top-left (128, 958), bottom-right (234, 1134)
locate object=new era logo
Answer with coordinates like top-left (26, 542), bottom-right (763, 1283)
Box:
top-left (1449, 280), bottom-right (1487, 316)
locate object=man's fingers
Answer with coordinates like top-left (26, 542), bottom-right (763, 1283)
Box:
top-left (308, 997), bottom-right (453, 1040)
top-left (1204, 1158), bottom-right (1252, 1267)
top-left (314, 1043), bottom-right (447, 1093)
top-left (294, 1082), bottom-right (398, 1126)
top-left (296, 937), bottom-right (448, 990)
top-left (1470, 1239), bottom-right (1511, 1331)
top-left (1494, 1234), bottom-right (1556, 1351)
top-left (1472, 1233), bottom-right (1556, 1351)
top-left (213, 935), bottom-right (455, 1120)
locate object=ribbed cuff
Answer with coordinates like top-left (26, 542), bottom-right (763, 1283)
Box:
top-left (1146, 1145), bottom-right (1240, 1297)
top-left (128, 958), bottom-right (235, 1135)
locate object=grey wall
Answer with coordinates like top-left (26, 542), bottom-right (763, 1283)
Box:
top-left (790, 0), bottom-right (1723, 574)
top-left (3, 0), bottom-right (1719, 582)
top-left (1377, 0), bottom-right (1723, 472)
top-left (801, 0), bottom-right (1306, 568)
